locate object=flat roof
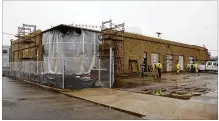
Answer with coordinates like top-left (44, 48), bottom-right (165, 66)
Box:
top-left (104, 30), bottom-right (205, 50)
top-left (12, 24), bottom-right (206, 51)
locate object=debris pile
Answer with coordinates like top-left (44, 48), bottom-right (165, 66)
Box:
top-left (139, 86), bottom-right (211, 100)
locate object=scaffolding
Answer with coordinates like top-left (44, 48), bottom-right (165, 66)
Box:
top-left (100, 20), bottom-right (125, 76)
top-left (16, 24), bottom-right (37, 60)
top-left (15, 24), bottom-right (38, 80)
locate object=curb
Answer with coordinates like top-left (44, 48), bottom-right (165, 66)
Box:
top-left (22, 79), bottom-right (63, 93)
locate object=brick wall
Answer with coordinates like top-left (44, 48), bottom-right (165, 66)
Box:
top-left (103, 31), bottom-right (209, 74)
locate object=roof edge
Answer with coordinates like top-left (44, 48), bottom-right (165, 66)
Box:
top-left (42, 24), bottom-right (101, 34)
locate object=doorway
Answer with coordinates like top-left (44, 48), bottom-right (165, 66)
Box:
top-left (179, 56), bottom-right (184, 70)
top-left (143, 52), bottom-right (147, 72)
top-left (166, 55), bottom-right (173, 72)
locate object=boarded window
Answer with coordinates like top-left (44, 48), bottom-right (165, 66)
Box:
top-left (129, 60), bottom-right (139, 73)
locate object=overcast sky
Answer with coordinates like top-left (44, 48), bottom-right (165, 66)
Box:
top-left (3, 1), bottom-right (218, 56)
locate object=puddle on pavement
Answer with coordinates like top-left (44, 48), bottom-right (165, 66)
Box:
top-left (140, 86), bottom-right (211, 100)
top-left (183, 77), bottom-right (190, 79)
top-left (18, 98), bottom-right (27, 100)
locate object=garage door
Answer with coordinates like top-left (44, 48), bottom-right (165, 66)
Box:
top-left (151, 53), bottom-right (159, 65)
top-left (166, 55), bottom-right (172, 72)
top-left (179, 56), bottom-right (184, 70)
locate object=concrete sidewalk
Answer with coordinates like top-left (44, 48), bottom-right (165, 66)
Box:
top-left (63, 88), bottom-right (218, 120)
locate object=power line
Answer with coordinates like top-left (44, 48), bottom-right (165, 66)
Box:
top-left (2, 32), bottom-right (17, 37)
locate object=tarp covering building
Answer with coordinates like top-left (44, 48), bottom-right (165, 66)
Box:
top-left (42, 24), bottom-right (101, 88)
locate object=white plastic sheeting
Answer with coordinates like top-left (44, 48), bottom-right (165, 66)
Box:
top-left (42, 28), bottom-right (100, 75)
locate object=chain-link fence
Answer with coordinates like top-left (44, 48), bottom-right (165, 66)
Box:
top-left (6, 61), bottom-right (64, 88)
top-left (90, 55), bottom-right (114, 88)
top-left (2, 67), bottom-right (10, 77)
top-left (5, 56), bottom-right (115, 89)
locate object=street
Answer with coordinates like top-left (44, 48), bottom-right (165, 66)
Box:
top-left (2, 77), bottom-right (141, 120)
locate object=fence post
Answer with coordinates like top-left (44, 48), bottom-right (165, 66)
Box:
top-left (109, 47), bottom-right (112, 89)
top-left (112, 50), bottom-right (114, 86)
top-left (40, 61), bottom-right (44, 84)
top-left (62, 60), bottom-right (65, 89)
top-left (19, 61), bottom-right (21, 79)
top-left (98, 58), bottom-right (101, 86)
top-left (29, 61), bottom-right (30, 81)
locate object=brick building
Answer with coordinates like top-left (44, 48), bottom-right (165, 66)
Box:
top-left (11, 25), bottom-right (209, 75)
top-left (101, 31), bottom-right (209, 75)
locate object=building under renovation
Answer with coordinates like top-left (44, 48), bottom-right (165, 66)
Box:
top-left (99, 20), bottom-right (209, 76)
top-left (9, 22), bottom-right (209, 89)
top-left (11, 24), bottom-right (102, 88)
top-left (102, 30), bottom-right (209, 76)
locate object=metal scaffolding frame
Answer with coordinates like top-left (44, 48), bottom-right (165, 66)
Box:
top-left (99, 19), bottom-right (125, 76)
top-left (15, 24), bottom-right (38, 81)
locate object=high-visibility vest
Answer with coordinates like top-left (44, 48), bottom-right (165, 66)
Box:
top-left (194, 63), bottom-right (198, 68)
top-left (187, 64), bottom-right (190, 68)
top-left (156, 63), bottom-right (162, 69)
top-left (176, 63), bottom-right (180, 70)
top-left (152, 64), bottom-right (156, 70)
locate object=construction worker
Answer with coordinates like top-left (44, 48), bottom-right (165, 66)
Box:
top-left (187, 63), bottom-right (190, 72)
top-left (156, 61), bottom-right (162, 79)
top-left (152, 62), bottom-right (157, 79)
top-left (194, 62), bottom-right (199, 76)
top-left (141, 61), bottom-right (145, 78)
top-left (192, 62), bottom-right (196, 72)
top-left (176, 62), bottom-right (180, 74)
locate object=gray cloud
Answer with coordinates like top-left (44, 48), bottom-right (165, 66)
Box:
top-left (3, 1), bottom-right (217, 56)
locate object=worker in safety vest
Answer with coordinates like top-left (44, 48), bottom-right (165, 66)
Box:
top-left (194, 62), bottom-right (199, 75)
top-left (152, 62), bottom-right (157, 79)
top-left (156, 61), bottom-right (162, 79)
top-left (141, 61), bottom-right (145, 78)
top-left (176, 62), bottom-right (180, 74)
top-left (187, 63), bottom-right (190, 72)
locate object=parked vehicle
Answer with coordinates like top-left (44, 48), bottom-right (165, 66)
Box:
top-left (198, 61), bottom-right (218, 72)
